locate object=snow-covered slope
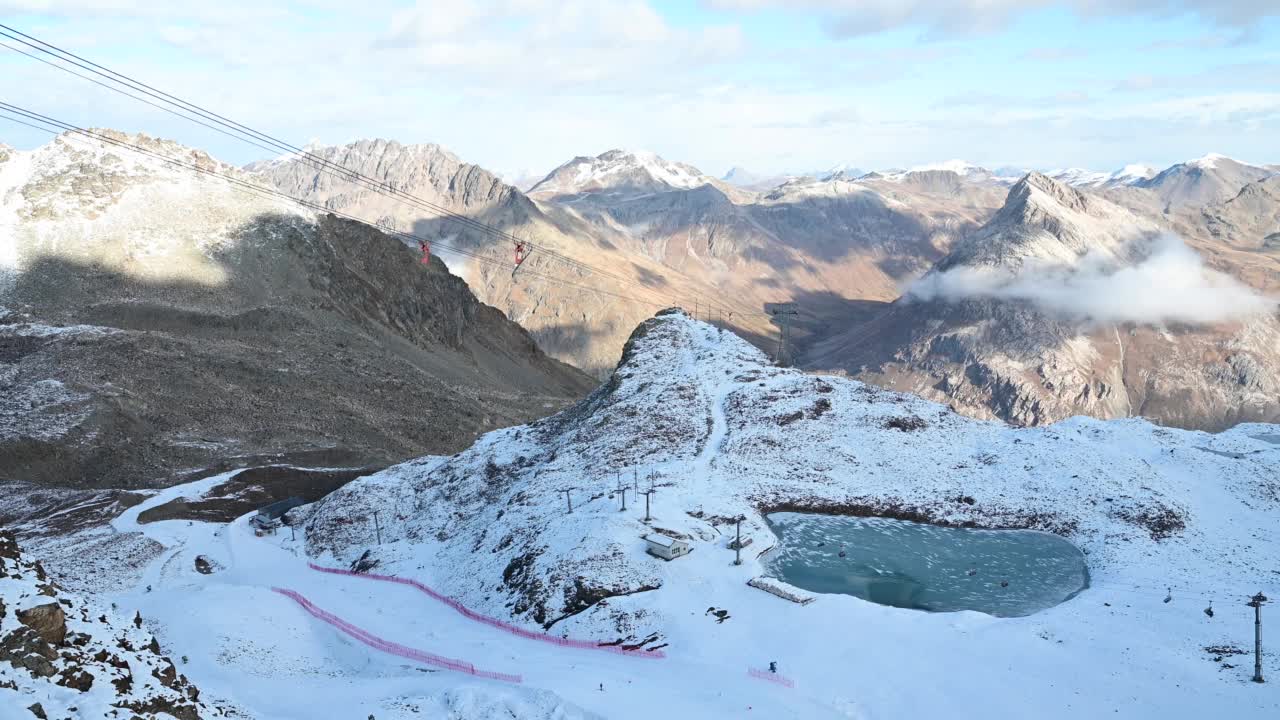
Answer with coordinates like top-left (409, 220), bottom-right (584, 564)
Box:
top-left (1136, 154), bottom-right (1274, 207)
top-left (1047, 164), bottom-right (1157, 188)
top-left (11, 312), bottom-right (1280, 719)
top-left (0, 531), bottom-right (215, 719)
top-left (304, 309), bottom-right (1278, 644)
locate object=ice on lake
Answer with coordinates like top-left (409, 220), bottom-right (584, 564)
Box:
top-left (764, 513), bottom-right (1089, 617)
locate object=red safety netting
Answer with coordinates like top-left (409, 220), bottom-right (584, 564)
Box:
top-left (309, 563), bottom-right (665, 659)
top-left (272, 587), bottom-right (521, 683)
top-left (747, 667), bottom-right (795, 688)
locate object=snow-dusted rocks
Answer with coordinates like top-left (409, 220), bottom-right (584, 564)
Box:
top-left (304, 310), bottom-right (1278, 650)
top-left (528, 149), bottom-right (718, 200)
top-left (0, 531), bottom-right (215, 719)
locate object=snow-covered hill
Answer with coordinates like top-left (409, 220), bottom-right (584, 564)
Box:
top-left (1136, 154), bottom-right (1274, 208)
top-left (303, 308), bottom-right (1277, 648)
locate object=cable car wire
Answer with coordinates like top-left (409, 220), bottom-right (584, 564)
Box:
top-left (0, 103), bottom-right (693, 311)
top-left (0, 23), bottom-right (755, 323)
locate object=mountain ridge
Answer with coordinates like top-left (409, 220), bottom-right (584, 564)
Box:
top-left (1, 132), bottom-right (594, 488)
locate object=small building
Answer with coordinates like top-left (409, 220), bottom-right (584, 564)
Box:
top-left (644, 533), bottom-right (691, 561)
top-left (250, 496), bottom-right (306, 531)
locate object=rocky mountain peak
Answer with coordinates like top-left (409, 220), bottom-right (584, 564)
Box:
top-left (1007, 171), bottom-right (1090, 213)
top-left (1136, 153), bottom-right (1273, 207)
top-left (2, 132), bottom-right (593, 489)
top-left (528, 148), bottom-right (714, 198)
top-left (935, 170), bottom-right (1158, 272)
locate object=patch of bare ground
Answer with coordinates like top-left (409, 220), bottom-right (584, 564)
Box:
top-left (137, 464), bottom-right (382, 524)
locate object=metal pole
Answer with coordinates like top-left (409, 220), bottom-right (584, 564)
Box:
top-left (619, 481), bottom-right (627, 511)
top-left (564, 490), bottom-right (573, 514)
top-left (1250, 592), bottom-right (1268, 683)
top-left (643, 491), bottom-right (652, 521)
top-left (372, 511), bottom-right (382, 545)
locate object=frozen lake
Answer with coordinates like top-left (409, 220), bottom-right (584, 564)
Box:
top-left (764, 513), bottom-right (1090, 617)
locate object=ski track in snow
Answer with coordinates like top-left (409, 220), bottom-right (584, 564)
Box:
top-left (52, 468), bottom-right (832, 719)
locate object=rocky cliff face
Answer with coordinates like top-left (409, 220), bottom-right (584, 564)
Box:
top-left (0, 531), bottom-right (214, 719)
top-left (250, 141), bottom-right (783, 376)
top-left (806, 173), bottom-right (1280, 431)
top-left (0, 132), bottom-right (595, 489)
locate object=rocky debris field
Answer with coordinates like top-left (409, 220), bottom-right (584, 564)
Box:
top-left (0, 531), bottom-right (218, 719)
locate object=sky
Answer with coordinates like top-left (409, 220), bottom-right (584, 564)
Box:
top-left (0, 0), bottom-right (1278, 180)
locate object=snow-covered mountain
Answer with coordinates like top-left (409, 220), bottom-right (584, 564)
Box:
top-left (807, 171), bottom-right (1280, 430)
top-left (1046, 164), bottom-right (1157, 188)
top-left (0, 131), bottom-right (593, 488)
top-left (291, 309), bottom-right (1278, 717)
top-left (8, 310), bottom-right (1276, 718)
top-left (1135, 153), bottom-right (1274, 207)
top-left (528, 149), bottom-right (720, 200)
top-left (935, 171), bottom-right (1161, 271)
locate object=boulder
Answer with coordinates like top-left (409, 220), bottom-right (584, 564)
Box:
top-left (17, 603), bottom-right (67, 646)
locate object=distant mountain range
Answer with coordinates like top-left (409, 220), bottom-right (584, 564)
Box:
top-left (286, 142), bottom-right (1276, 430)
top-left (708, 154), bottom-right (1276, 197)
top-left (17, 128), bottom-right (1269, 434)
top-left (806, 171), bottom-right (1280, 430)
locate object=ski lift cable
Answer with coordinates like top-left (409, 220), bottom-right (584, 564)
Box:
top-left (0, 106), bottom-right (651, 306)
top-left (0, 105), bottom-right (682, 310)
top-left (0, 38), bottom-right (285, 161)
top-left (0, 24), bottom-right (756, 323)
top-left (0, 113), bottom-right (678, 312)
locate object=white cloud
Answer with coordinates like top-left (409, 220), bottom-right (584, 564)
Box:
top-left (705, 0), bottom-right (1279, 38)
top-left (909, 234), bottom-right (1278, 325)
top-left (1, 1), bottom-right (1277, 176)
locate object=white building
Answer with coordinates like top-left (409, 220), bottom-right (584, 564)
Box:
top-left (644, 533), bottom-right (691, 561)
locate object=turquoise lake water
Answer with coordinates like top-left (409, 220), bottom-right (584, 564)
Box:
top-left (764, 513), bottom-right (1090, 618)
